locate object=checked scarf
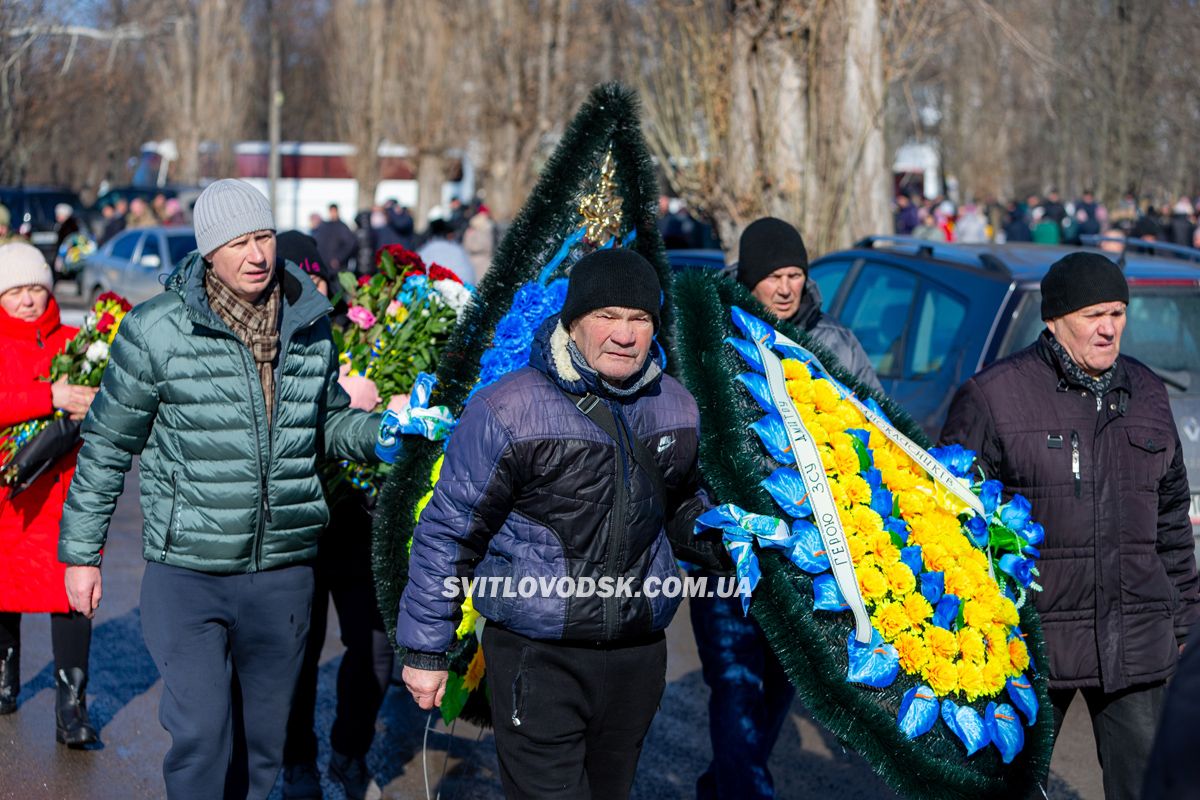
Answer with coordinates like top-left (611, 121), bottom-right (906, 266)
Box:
top-left (205, 268), bottom-right (282, 420)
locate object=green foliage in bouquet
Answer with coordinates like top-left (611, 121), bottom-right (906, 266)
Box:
top-left (330, 245), bottom-right (469, 495)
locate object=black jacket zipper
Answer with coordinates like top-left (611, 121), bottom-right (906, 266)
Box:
top-left (161, 472), bottom-right (181, 560)
top-left (604, 400), bottom-right (633, 641)
top-left (1070, 430), bottom-right (1081, 498)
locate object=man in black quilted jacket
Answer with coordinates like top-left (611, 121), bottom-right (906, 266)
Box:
top-left (396, 249), bottom-right (728, 799)
top-left (941, 252), bottom-right (1199, 800)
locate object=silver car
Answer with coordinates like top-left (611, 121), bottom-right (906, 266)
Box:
top-left (80, 226), bottom-right (197, 305)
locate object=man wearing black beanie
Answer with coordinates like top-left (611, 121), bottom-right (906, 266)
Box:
top-left (941, 251), bottom-right (1198, 800)
top-left (397, 248), bottom-right (730, 799)
top-left (736, 217), bottom-right (882, 394)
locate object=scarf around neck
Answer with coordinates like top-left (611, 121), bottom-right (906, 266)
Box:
top-left (205, 268), bottom-right (281, 419)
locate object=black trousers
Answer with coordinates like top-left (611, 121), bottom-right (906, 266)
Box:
top-left (482, 624), bottom-right (667, 800)
top-left (140, 561), bottom-right (314, 800)
top-left (1049, 682), bottom-right (1166, 800)
top-left (284, 491), bottom-right (393, 764)
top-left (0, 610), bottom-right (91, 672)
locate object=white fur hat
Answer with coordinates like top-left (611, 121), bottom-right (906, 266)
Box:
top-left (0, 242), bottom-right (53, 296)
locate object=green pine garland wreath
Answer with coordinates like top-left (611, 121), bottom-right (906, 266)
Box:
top-left (371, 83), bottom-right (674, 725)
top-left (669, 267), bottom-right (1055, 799)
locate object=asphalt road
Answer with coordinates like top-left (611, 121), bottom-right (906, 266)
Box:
top-left (0, 287), bottom-right (1107, 799)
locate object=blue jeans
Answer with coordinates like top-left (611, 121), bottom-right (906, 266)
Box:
top-left (689, 588), bottom-right (795, 800)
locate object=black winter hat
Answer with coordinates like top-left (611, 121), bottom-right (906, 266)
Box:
top-left (276, 230), bottom-right (336, 286)
top-left (561, 249), bottom-right (662, 329)
top-left (737, 217), bottom-right (809, 290)
top-left (1041, 252), bottom-right (1129, 320)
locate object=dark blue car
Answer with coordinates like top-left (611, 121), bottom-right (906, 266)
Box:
top-left (668, 237), bottom-right (1200, 537)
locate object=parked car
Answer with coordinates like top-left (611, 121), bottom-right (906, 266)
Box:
top-left (79, 226), bottom-right (197, 306)
top-left (0, 186), bottom-right (86, 265)
top-left (668, 237), bottom-right (1200, 546)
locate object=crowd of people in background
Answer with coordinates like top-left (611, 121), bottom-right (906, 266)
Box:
top-left (893, 187), bottom-right (1200, 253)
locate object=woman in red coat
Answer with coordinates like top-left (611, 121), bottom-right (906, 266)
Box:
top-left (0, 242), bottom-right (99, 746)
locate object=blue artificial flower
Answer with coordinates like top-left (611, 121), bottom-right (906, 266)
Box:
top-left (941, 699), bottom-right (990, 756)
top-left (999, 554), bottom-right (1035, 588)
top-left (1022, 521), bottom-right (1045, 546)
top-left (900, 546), bottom-right (923, 578)
top-left (813, 574), bottom-right (849, 612)
top-left (862, 467), bottom-right (882, 490)
top-left (884, 516), bottom-right (910, 544)
top-left (846, 428), bottom-right (871, 447)
top-left (786, 520), bottom-right (829, 574)
top-left (493, 311), bottom-right (534, 354)
top-left (984, 702), bottom-right (1024, 764)
top-left (731, 306), bottom-right (776, 347)
top-left (749, 413), bottom-right (793, 464)
top-left (736, 372), bottom-right (775, 414)
top-left (871, 485), bottom-right (895, 519)
top-left (980, 480), bottom-right (1003, 515)
top-left (897, 685), bottom-right (939, 739)
top-left (399, 274), bottom-right (431, 305)
top-left (724, 337), bottom-right (764, 373)
top-left (964, 514), bottom-right (989, 549)
top-left (1006, 675), bottom-right (1039, 726)
top-left (929, 444), bottom-right (977, 479)
top-left (761, 467), bottom-right (812, 519)
top-left (846, 629), bottom-right (899, 688)
top-left (999, 495), bottom-right (1032, 532)
top-left (933, 594), bottom-right (960, 629)
top-left (920, 571), bottom-right (944, 605)
top-left (544, 278), bottom-right (568, 312)
top-left (510, 282), bottom-right (550, 322)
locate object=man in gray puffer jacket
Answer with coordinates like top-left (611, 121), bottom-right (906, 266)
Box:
top-left (59, 180), bottom-right (394, 800)
top-left (398, 249), bottom-right (728, 799)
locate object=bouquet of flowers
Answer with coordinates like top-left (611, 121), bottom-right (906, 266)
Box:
top-left (57, 232), bottom-right (96, 278)
top-left (0, 291), bottom-right (132, 493)
top-left (331, 245), bottom-right (473, 495)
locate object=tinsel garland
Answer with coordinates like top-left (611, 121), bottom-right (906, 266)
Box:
top-left (371, 83), bottom-right (672, 726)
top-left (669, 268), bottom-right (1054, 799)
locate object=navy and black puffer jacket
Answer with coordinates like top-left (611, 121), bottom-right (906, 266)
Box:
top-left (396, 317), bottom-right (713, 665)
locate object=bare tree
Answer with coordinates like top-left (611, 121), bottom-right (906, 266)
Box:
top-left (634, 0), bottom-right (945, 254)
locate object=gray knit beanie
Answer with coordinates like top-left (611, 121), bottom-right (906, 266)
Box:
top-left (192, 179), bottom-right (276, 257)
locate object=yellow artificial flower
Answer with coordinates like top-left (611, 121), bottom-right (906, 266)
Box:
top-left (926, 626), bottom-right (959, 661)
top-left (995, 596), bottom-right (1021, 626)
top-left (957, 661), bottom-right (989, 701)
top-left (981, 657), bottom-right (1008, 693)
top-left (858, 565), bottom-right (889, 601)
top-left (820, 446), bottom-right (839, 475)
top-left (926, 657), bottom-right (959, 696)
top-left (962, 597), bottom-right (998, 630)
top-left (834, 402), bottom-right (864, 431)
top-left (831, 434), bottom-right (861, 478)
top-left (873, 601), bottom-right (911, 640)
top-left (786, 378), bottom-right (814, 407)
top-left (885, 561), bottom-right (917, 596)
top-left (782, 359), bottom-right (809, 381)
top-left (848, 506), bottom-right (884, 538)
top-left (813, 379), bottom-right (841, 413)
top-left (985, 626), bottom-right (1010, 661)
top-left (1008, 636), bottom-right (1031, 673)
top-left (413, 456), bottom-right (446, 522)
top-left (902, 592), bottom-right (933, 627)
top-left (957, 628), bottom-right (986, 665)
top-left (456, 595), bottom-right (480, 640)
top-left (841, 474), bottom-right (872, 507)
top-left (462, 646), bottom-right (487, 692)
top-left (895, 631), bottom-right (930, 674)
top-left (872, 446), bottom-right (898, 475)
top-left (847, 534), bottom-right (868, 563)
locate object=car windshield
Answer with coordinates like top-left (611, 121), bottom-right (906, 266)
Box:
top-left (1000, 286), bottom-right (1200, 393)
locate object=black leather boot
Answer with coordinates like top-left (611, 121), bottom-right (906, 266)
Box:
top-left (0, 646), bottom-right (17, 715)
top-left (55, 667), bottom-right (98, 747)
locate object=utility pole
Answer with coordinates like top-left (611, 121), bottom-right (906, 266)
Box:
top-left (267, 0), bottom-right (282, 218)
